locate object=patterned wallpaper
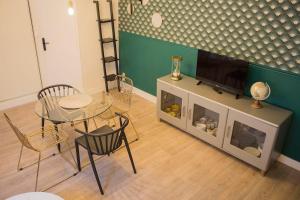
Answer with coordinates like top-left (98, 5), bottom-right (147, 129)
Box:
top-left (119, 0), bottom-right (300, 74)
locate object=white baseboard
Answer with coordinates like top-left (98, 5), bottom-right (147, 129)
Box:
top-left (132, 86), bottom-right (157, 104)
top-left (0, 93), bottom-right (37, 111)
top-left (85, 87), bottom-right (103, 95)
top-left (278, 154), bottom-right (300, 171)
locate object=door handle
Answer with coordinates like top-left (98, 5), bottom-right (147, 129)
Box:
top-left (42, 37), bottom-right (50, 51)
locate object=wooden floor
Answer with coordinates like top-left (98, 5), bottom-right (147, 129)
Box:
top-left (1, 94), bottom-right (300, 200)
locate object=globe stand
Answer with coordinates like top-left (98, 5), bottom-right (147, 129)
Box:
top-left (251, 100), bottom-right (263, 109)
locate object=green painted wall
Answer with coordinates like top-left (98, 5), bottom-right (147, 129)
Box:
top-left (120, 31), bottom-right (300, 161)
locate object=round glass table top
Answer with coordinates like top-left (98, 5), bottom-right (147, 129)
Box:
top-left (35, 92), bottom-right (112, 123)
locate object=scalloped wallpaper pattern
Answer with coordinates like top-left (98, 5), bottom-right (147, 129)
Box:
top-left (119, 0), bottom-right (300, 74)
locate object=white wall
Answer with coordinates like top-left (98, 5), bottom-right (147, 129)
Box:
top-left (76, 0), bottom-right (119, 94)
top-left (0, 0), bottom-right (118, 110)
top-left (0, 0), bottom-right (42, 107)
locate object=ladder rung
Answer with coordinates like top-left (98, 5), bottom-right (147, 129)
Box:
top-left (101, 38), bottom-right (118, 43)
top-left (97, 18), bottom-right (115, 23)
top-left (103, 56), bottom-right (118, 63)
top-left (104, 74), bottom-right (116, 81)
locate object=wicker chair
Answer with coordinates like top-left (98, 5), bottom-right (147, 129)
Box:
top-left (4, 113), bottom-right (76, 191)
top-left (75, 113), bottom-right (136, 194)
top-left (97, 75), bottom-right (139, 140)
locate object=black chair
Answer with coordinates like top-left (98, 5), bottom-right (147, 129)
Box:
top-left (75, 113), bottom-right (137, 195)
top-left (37, 84), bottom-right (80, 149)
top-left (37, 84), bottom-right (80, 127)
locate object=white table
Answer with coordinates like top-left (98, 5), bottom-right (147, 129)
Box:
top-left (6, 192), bottom-right (63, 200)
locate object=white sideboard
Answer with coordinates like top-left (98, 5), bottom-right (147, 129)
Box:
top-left (157, 75), bottom-right (292, 174)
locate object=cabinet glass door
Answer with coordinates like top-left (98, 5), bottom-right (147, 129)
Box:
top-left (191, 104), bottom-right (219, 137)
top-left (230, 121), bottom-right (266, 158)
top-left (161, 90), bottom-right (182, 119)
top-left (157, 81), bottom-right (188, 130)
top-left (223, 110), bottom-right (276, 169)
top-left (187, 94), bottom-right (227, 148)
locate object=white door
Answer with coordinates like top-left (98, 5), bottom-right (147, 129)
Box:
top-left (29, 0), bottom-right (83, 90)
top-left (186, 94), bottom-right (228, 148)
top-left (157, 81), bottom-right (188, 131)
top-left (223, 110), bottom-right (277, 171)
top-left (0, 0), bottom-right (41, 104)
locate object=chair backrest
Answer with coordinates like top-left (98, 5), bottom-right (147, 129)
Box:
top-left (108, 75), bottom-right (133, 111)
top-left (3, 113), bottom-right (37, 151)
top-left (85, 113), bottom-right (129, 155)
top-left (37, 84), bottom-right (80, 115)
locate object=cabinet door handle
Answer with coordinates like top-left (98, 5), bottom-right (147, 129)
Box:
top-left (182, 106), bottom-right (186, 117)
top-left (226, 126), bottom-right (231, 138)
top-left (188, 109), bottom-right (192, 120)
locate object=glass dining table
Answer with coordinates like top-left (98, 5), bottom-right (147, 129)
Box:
top-left (35, 92), bottom-right (112, 132)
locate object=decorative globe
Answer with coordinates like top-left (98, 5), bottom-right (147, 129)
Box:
top-left (250, 82), bottom-right (271, 109)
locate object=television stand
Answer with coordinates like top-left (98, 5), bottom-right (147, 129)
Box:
top-left (196, 80), bottom-right (202, 85)
top-left (213, 87), bottom-right (223, 94)
top-left (157, 74), bottom-right (292, 174)
top-left (196, 80), bottom-right (241, 99)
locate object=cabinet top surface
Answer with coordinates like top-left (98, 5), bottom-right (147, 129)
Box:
top-left (158, 75), bottom-right (292, 127)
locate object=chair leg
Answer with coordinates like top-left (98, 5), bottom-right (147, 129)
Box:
top-left (66, 142), bottom-right (77, 170)
top-left (125, 113), bottom-right (139, 140)
top-left (41, 118), bottom-right (45, 138)
top-left (75, 141), bottom-right (81, 172)
top-left (123, 134), bottom-right (137, 174)
top-left (87, 150), bottom-right (104, 195)
top-left (35, 152), bottom-right (41, 191)
top-left (54, 125), bottom-right (61, 152)
top-left (17, 144), bottom-right (24, 171)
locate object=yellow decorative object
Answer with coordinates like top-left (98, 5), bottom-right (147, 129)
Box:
top-left (169, 112), bottom-right (176, 117)
top-left (165, 107), bottom-right (171, 112)
top-left (171, 104), bottom-right (180, 112)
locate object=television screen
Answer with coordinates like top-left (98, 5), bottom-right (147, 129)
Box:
top-left (196, 50), bottom-right (249, 95)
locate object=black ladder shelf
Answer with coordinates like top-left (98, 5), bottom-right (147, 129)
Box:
top-left (94, 0), bottom-right (119, 92)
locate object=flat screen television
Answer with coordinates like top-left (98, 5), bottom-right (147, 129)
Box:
top-left (196, 49), bottom-right (249, 98)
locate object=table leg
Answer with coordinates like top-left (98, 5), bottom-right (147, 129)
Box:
top-left (55, 125), bottom-right (61, 152)
top-left (84, 120), bottom-right (89, 133)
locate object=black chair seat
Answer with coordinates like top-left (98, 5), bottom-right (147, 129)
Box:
top-left (76, 125), bottom-right (121, 155)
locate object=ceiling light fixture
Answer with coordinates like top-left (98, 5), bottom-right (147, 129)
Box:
top-left (68, 0), bottom-right (75, 16)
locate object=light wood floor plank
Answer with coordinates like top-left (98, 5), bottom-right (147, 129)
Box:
top-left (0, 94), bottom-right (300, 199)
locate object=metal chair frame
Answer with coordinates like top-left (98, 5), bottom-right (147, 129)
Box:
top-left (75, 113), bottom-right (136, 195)
top-left (97, 75), bottom-right (139, 140)
top-left (4, 113), bottom-right (77, 191)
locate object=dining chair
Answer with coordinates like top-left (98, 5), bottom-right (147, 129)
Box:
top-left (37, 84), bottom-right (80, 149)
top-left (97, 75), bottom-right (139, 140)
top-left (37, 84), bottom-right (80, 126)
top-left (75, 113), bottom-right (137, 195)
top-left (4, 113), bottom-right (76, 191)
